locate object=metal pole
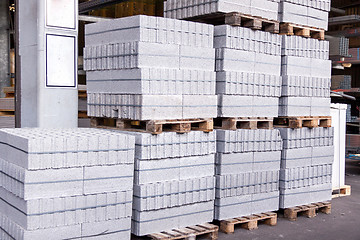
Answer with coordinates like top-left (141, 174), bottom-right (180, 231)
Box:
top-left (15, 0), bottom-right (21, 127)
top-left (0, 0), bottom-right (10, 98)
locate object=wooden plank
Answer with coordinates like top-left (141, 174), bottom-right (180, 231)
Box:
top-left (280, 23), bottom-right (325, 40)
top-left (332, 185), bottom-right (351, 198)
top-left (147, 223), bottom-right (218, 240)
top-left (216, 117), bottom-right (274, 130)
top-left (185, 12), bottom-right (279, 33)
top-left (91, 118), bottom-right (213, 134)
top-left (274, 116), bottom-right (332, 129)
top-left (220, 212), bottom-right (277, 234)
top-left (283, 202), bottom-right (332, 221)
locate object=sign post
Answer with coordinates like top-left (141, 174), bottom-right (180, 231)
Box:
top-left (16, 0), bottom-right (78, 127)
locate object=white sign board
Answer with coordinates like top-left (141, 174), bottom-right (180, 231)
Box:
top-left (46, 34), bottom-right (76, 87)
top-left (46, 0), bottom-right (76, 29)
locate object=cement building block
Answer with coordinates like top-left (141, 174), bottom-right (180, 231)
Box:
top-left (86, 68), bottom-right (216, 95)
top-left (253, 97), bottom-right (279, 117)
top-left (281, 147), bottom-right (312, 168)
top-left (218, 95), bottom-right (254, 117)
top-left (214, 194), bottom-right (252, 220)
top-left (279, 186), bottom-right (311, 208)
top-left (130, 131), bottom-right (216, 160)
top-left (0, 213), bottom-right (82, 240)
top-left (252, 191), bottom-right (280, 214)
top-left (0, 161), bottom-right (83, 200)
top-left (251, 0), bottom-right (279, 21)
top-left (133, 177), bottom-right (215, 211)
top-left (308, 7), bottom-right (329, 30)
top-left (86, 15), bottom-right (214, 48)
top-left (134, 154), bottom-right (215, 184)
top-left (310, 59), bottom-right (331, 78)
top-left (182, 95), bottom-right (218, 119)
top-left (81, 218), bottom-right (131, 240)
top-left (279, 97), bottom-right (311, 117)
top-left (255, 53), bottom-right (281, 75)
top-left (312, 146), bottom-right (334, 165)
top-left (0, 187), bottom-right (132, 230)
top-left (180, 45), bottom-right (215, 71)
top-left (215, 152), bottom-right (254, 175)
top-left (279, 2), bottom-right (308, 26)
top-left (131, 201), bottom-right (214, 236)
top-left (253, 151), bottom-right (281, 171)
top-left (311, 97), bottom-right (330, 116)
top-left (309, 183), bottom-right (332, 203)
top-left (281, 56), bottom-right (311, 77)
top-left (83, 164), bottom-right (134, 194)
top-left (216, 48), bottom-right (255, 72)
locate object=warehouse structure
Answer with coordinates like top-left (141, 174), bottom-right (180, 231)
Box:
top-left (0, 0), bottom-right (358, 240)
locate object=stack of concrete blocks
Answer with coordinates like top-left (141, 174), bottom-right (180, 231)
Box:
top-left (328, 36), bottom-right (349, 57)
top-left (164, 0), bottom-right (279, 21)
top-left (128, 131), bottom-right (216, 236)
top-left (331, 75), bottom-right (351, 90)
top-left (214, 129), bottom-right (283, 220)
top-left (279, 127), bottom-right (334, 208)
top-left (279, 0), bottom-right (330, 30)
top-left (280, 35), bottom-right (331, 117)
top-left (0, 128), bottom-right (135, 240)
top-left (84, 15), bottom-right (217, 121)
top-left (215, 25), bottom-right (282, 117)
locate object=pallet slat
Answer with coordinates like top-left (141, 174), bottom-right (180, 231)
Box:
top-left (283, 202), bottom-right (331, 221)
top-left (185, 12), bottom-right (279, 33)
top-left (332, 185), bottom-right (351, 198)
top-left (91, 117), bottom-right (214, 134)
top-left (280, 23), bottom-right (325, 40)
top-left (274, 116), bottom-right (331, 128)
top-left (147, 224), bottom-right (218, 240)
top-left (215, 117), bottom-right (273, 130)
top-left (220, 212), bottom-right (277, 234)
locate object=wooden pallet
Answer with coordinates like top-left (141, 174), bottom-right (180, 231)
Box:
top-left (283, 202), bottom-right (331, 221)
top-left (280, 23), bottom-right (325, 40)
top-left (274, 116), bottom-right (331, 128)
top-left (215, 117), bottom-right (273, 130)
top-left (186, 12), bottom-right (279, 33)
top-left (3, 87), bottom-right (14, 98)
top-left (78, 111), bottom-right (89, 119)
top-left (332, 185), bottom-right (351, 198)
top-left (147, 223), bottom-right (218, 240)
top-left (91, 117), bottom-right (214, 134)
top-left (0, 110), bottom-right (14, 117)
top-left (220, 212), bottom-right (277, 234)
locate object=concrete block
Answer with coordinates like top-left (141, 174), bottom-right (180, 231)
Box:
top-left (214, 194), bottom-right (252, 220)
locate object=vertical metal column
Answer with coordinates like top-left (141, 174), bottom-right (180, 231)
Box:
top-left (17, 0), bottom-right (78, 128)
top-left (0, 0), bottom-right (10, 98)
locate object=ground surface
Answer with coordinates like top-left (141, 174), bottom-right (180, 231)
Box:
top-left (217, 157), bottom-right (360, 240)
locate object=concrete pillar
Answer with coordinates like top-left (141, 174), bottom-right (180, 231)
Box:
top-left (17, 0), bottom-right (78, 127)
top-left (0, 0), bottom-right (10, 98)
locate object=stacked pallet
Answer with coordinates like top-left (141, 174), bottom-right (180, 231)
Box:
top-left (279, 35), bottom-right (331, 117)
top-left (0, 97), bottom-right (14, 116)
top-left (164, 0), bottom-right (280, 22)
top-left (279, 128), bottom-right (334, 208)
top-left (128, 131), bottom-right (216, 236)
top-left (279, 0), bottom-right (330, 30)
top-left (215, 25), bottom-right (282, 118)
top-left (84, 15), bottom-right (218, 238)
top-left (214, 129), bottom-right (283, 220)
top-left (84, 15), bottom-right (217, 121)
top-left (0, 128), bottom-right (135, 239)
